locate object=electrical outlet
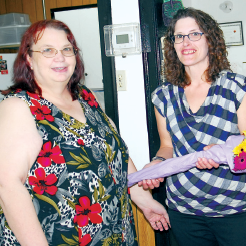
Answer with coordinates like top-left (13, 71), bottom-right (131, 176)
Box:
top-left (116, 70), bottom-right (127, 91)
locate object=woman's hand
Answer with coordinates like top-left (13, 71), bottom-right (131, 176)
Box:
top-left (196, 144), bottom-right (220, 169)
top-left (141, 198), bottom-right (170, 231)
top-left (128, 157), bottom-right (169, 230)
top-left (138, 160), bottom-right (164, 190)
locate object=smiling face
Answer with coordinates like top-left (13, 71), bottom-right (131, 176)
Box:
top-left (27, 27), bottom-right (76, 90)
top-left (173, 17), bottom-right (209, 71)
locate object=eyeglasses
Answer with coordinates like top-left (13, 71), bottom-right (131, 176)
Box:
top-left (29, 47), bottom-right (77, 58)
top-left (171, 32), bottom-right (204, 44)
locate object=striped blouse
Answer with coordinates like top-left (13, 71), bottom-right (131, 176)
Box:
top-left (152, 71), bottom-right (246, 217)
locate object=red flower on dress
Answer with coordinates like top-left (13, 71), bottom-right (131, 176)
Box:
top-left (82, 89), bottom-right (98, 108)
top-left (27, 91), bottom-right (41, 100)
top-left (30, 99), bottom-right (54, 121)
top-left (233, 151), bottom-right (246, 171)
top-left (74, 196), bottom-right (103, 227)
top-left (15, 89), bottom-right (22, 93)
top-left (78, 228), bottom-right (92, 246)
top-left (37, 141), bottom-right (65, 167)
top-left (29, 168), bottom-right (58, 195)
top-left (78, 138), bottom-right (85, 146)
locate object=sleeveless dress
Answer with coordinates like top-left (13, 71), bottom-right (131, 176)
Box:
top-left (0, 85), bottom-right (137, 246)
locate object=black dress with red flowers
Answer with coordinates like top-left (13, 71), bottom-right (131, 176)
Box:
top-left (0, 85), bottom-right (138, 246)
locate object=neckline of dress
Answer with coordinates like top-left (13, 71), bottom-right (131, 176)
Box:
top-left (180, 83), bottom-right (213, 116)
top-left (38, 93), bottom-right (88, 126)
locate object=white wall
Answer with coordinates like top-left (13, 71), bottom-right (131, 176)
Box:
top-left (54, 8), bottom-right (103, 90)
top-left (111, 0), bottom-right (150, 170)
top-left (182, 0), bottom-right (246, 75)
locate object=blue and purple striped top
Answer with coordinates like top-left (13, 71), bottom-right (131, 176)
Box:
top-left (152, 71), bottom-right (246, 217)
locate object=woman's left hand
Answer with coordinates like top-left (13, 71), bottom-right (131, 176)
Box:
top-left (128, 156), bottom-right (169, 230)
top-left (141, 199), bottom-right (170, 231)
top-left (196, 144), bottom-right (220, 169)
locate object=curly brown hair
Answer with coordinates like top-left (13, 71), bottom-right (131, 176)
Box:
top-left (163, 7), bottom-right (230, 87)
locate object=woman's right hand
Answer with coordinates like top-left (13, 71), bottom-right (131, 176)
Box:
top-left (138, 160), bottom-right (164, 190)
top-left (196, 144), bottom-right (219, 169)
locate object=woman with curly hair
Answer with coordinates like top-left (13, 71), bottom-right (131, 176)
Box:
top-left (140, 7), bottom-right (246, 246)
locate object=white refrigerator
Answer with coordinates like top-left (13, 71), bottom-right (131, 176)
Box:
top-left (0, 53), bottom-right (17, 101)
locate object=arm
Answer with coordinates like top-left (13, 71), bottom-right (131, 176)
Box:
top-left (153, 107), bottom-right (174, 158)
top-left (0, 98), bottom-right (48, 246)
top-left (237, 93), bottom-right (246, 133)
top-left (128, 157), bottom-right (170, 231)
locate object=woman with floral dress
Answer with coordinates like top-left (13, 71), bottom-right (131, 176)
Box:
top-left (0, 20), bottom-right (169, 246)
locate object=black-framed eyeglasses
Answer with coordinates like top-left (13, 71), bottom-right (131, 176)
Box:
top-left (29, 47), bottom-right (77, 58)
top-left (171, 32), bottom-right (204, 44)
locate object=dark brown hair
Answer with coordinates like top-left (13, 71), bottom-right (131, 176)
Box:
top-left (1, 19), bottom-right (84, 100)
top-left (163, 7), bottom-right (230, 87)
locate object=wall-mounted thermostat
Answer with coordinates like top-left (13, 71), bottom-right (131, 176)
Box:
top-left (103, 23), bottom-right (142, 57)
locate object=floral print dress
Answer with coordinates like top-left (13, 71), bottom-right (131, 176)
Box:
top-left (0, 85), bottom-right (137, 246)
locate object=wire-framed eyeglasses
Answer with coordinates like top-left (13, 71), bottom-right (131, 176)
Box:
top-left (171, 32), bottom-right (204, 44)
top-left (29, 47), bottom-right (77, 58)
